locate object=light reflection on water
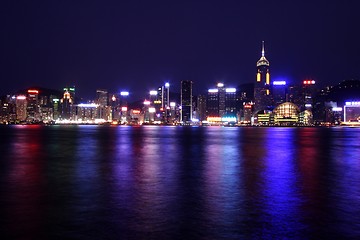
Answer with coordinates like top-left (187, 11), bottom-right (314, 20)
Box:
top-left (0, 125), bottom-right (360, 239)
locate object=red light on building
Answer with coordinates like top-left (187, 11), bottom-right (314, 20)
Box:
top-left (303, 80), bottom-right (315, 85)
top-left (244, 105), bottom-right (252, 109)
top-left (28, 89), bottom-right (39, 94)
top-left (132, 110), bottom-right (141, 114)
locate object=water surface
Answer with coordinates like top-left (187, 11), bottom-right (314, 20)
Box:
top-left (0, 125), bottom-right (359, 239)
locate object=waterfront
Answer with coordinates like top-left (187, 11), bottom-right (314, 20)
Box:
top-left (0, 125), bottom-right (360, 239)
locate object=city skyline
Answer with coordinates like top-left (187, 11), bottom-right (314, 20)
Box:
top-left (1, 1), bottom-right (359, 99)
top-left (2, 2), bottom-right (360, 238)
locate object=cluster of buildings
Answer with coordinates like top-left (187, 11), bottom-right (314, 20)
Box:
top-left (1, 42), bottom-right (360, 126)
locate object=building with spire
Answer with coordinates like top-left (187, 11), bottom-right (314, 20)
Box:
top-left (254, 41), bottom-right (272, 112)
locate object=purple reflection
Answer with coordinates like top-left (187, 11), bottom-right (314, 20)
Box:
top-left (203, 128), bottom-right (245, 238)
top-left (329, 128), bottom-right (360, 238)
top-left (111, 126), bottom-right (182, 238)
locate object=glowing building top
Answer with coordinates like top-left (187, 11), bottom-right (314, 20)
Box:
top-left (256, 41), bottom-right (269, 67)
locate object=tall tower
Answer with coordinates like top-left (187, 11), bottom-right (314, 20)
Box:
top-left (217, 83), bottom-right (226, 117)
top-left (181, 80), bottom-right (193, 123)
top-left (254, 41), bottom-right (271, 112)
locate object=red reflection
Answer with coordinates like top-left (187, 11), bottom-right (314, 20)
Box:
top-left (5, 127), bottom-right (46, 238)
top-left (297, 128), bottom-right (325, 222)
top-left (297, 129), bottom-right (319, 195)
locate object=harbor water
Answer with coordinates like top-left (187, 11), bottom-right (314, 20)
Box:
top-left (0, 125), bottom-right (359, 239)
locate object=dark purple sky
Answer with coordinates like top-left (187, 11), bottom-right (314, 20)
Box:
top-left (1, 0), bottom-right (359, 100)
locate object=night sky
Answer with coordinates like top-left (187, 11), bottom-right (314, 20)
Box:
top-left (1, 0), bottom-right (359, 100)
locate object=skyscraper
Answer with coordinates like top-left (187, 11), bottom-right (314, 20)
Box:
top-left (254, 41), bottom-right (271, 112)
top-left (181, 80), bottom-right (193, 123)
top-left (302, 80), bottom-right (316, 111)
top-left (206, 83), bottom-right (238, 119)
top-left (196, 95), bottom-right (207, 121)
top-left (217, 83), bottom-right (226, 117)
top-left (207, 87), bottom-right (220, 117)
top-left (60, 87), bottom-right (75, 120)
top-left (225, 87), bottom-right (237, 116)
top-left (96, 89), bottom-right (110, 120)
top-left (272, 81), bottom-right (287, 105)
top-left (96, 89), bottom-right (109, 107)
top-left (157, 83), bottom-right (171, 123)
top-left (164, 82), bottom-right (170, 109)
top-left (16, 95), bottom-right (27, 122)
top-left (27, 89), bottom-right (40, 121)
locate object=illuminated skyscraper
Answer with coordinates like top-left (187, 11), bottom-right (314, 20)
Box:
top-left (60, 87), bottom-right (75, 120)
top-left (181, 80), bottom-right (193, 123)
top-left (207, 87), bottom-right (220, 117)
top-left (16, 95), bottom-right (27, 121)
top-left (156, 83), bottom-right (171, 123)
top-left (272, 81), bottom-right (287, 105)
top-left (109, 94), bottom-right (117, 120)
top-left (254, 41), bottom-right (271, 112)
top-left (302, 80), bottom-right (316, 111)
top-left (225, 87), bottom-right (237, 116)
top-left (164, 82), bottom-right (170, 109)
top-left (206, 83), bottom-right (238, 118)
top-left (119, 91), bottom-right (130, 123)
top-left (63, 87), bottom-right (76, 103)
top-left (27, 89), bottom-right (40, 121)
top-left (156, 86), bottom-right (163, 108)
top-left (217, 83), bottom-right (226, 117)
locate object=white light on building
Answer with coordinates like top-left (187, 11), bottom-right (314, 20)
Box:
top-left (225, 88), bottom-right (236, 93)
top-left (208, 89), bottom-right (218, 93)
top-left (78, 103), bottom-right (99, 108)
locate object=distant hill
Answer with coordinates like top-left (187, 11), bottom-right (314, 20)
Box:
top-left (15, 87), bottom-right (63, 98)
top-left (328, 79), bottom-right (360, 104)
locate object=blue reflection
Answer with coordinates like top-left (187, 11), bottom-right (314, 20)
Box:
top-left (262, 128), bottom-right (305, 238)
